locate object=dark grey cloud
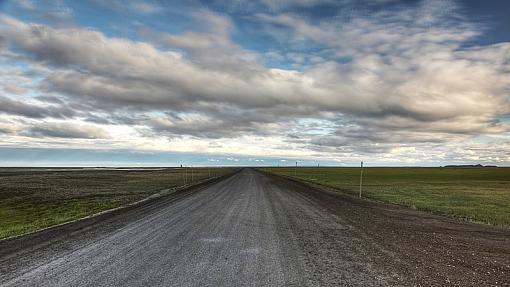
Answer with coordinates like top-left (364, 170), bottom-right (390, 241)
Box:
top-left (0, 96), bottom-right (74, 119)
top-left (146, 108), bottom-right (287, 139)
top-left (23, 122), bottom-right (110, 139)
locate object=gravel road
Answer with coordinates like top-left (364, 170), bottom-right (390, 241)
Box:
top-left (1, 168), bottom-right (509, 286)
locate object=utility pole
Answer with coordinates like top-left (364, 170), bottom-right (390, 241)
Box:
top-left (208, 167), bottom-right (211, 178)
top-left (295, 161), bottom-right (297, 177)
top-left (359, 161), bottom-right (364, 198)
top-left (191, 166), bottom-right (194, 182)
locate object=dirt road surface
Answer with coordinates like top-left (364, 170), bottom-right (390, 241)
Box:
top-left (1, 168), bottom-right (509, 286)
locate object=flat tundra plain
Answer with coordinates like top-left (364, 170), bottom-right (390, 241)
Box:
top-left (1, 169), bottom-right (509, 286)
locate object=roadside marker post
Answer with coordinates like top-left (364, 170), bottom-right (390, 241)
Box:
top-left (182, 165), bottom-right (185, 186)
top-left (359, 161), bottom-right (363, 198)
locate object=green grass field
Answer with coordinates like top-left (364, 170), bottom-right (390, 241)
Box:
top-left (0, 167), bottom-right (236, 239)
top-left (261, 167), bottom-right (510, 226)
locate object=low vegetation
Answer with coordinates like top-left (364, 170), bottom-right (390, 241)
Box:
top-left (261, 167), bottom-right (510, 226)
top-left (0, 167), bottom-right (236, 239)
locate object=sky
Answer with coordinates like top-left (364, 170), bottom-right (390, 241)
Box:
top-left (0, 0), bottom-right (509, 167)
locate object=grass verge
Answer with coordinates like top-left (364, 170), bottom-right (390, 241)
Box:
top-left (261, 167), bottom-right (510, 226)
top-left (0, 167), bottom-right (237, 239)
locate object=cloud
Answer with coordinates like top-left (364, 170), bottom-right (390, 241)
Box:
top-left (23, 122), bottom-right (110, 139)
top-left (130, 2), bottom-right (161, 14)
top-left (91, 0), bottom-right (162, 15)
top-left (16, 0), bottom-right (35, 11)
top-left (0, 96), bottom-right (75, 119)
top-left (14, 0), bottom-right (74, 25)
top-left (145, 108), bottom-right (288, 139)
top-left (0, 66), bottom-right (32, 95)
top-left (259, 0), bottom-right (339, 11)
top-left (0, 120), bottom-right (23, 134)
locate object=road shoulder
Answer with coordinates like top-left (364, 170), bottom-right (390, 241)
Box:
top-left (261, 170), bottom-right (510, 286)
